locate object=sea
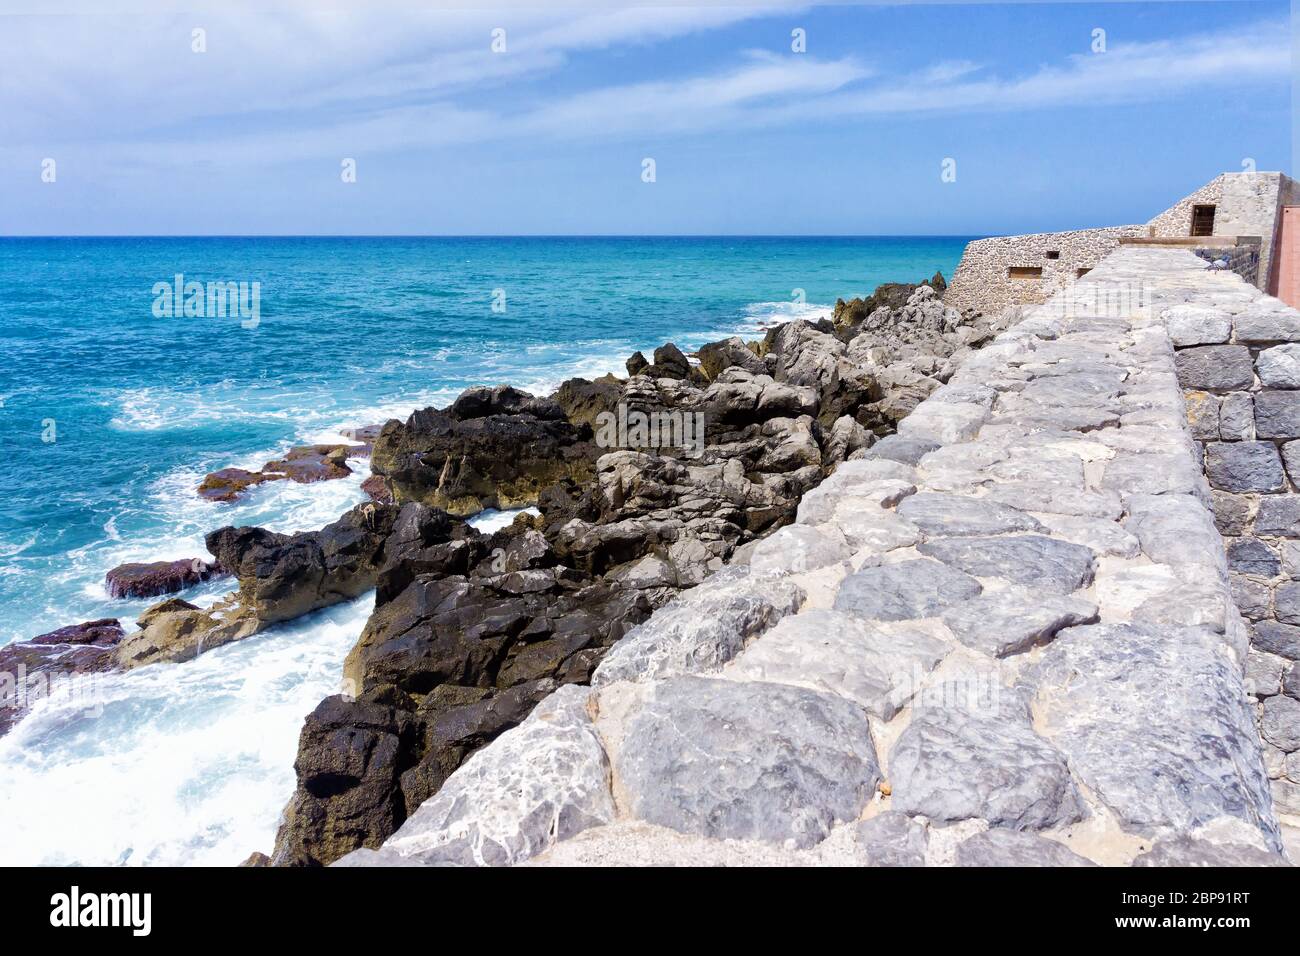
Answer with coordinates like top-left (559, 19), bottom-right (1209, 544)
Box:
top-left (0, 235), bottom-right (969, 864)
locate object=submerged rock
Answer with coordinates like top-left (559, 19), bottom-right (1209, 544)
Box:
top-left (105, 558), bottom-right (226, 599)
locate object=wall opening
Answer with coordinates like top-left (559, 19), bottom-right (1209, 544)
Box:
top-left (1044, 251), bottom-right (1060, 260)
top-left (1007, 266), bottom-right (1043, 279)
top-left (1076, 267), bottom-right (1091, 278)
top-left (1191, 204), bottom-right (1217, 237)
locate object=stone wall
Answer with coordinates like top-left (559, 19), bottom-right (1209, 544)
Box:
top-left (1192, 242), bottom-right (1260, 286)
top-left (338, 246), bottom-right (1293, 868)
top-left (1171, 287), bottom-right (1300, 826)
top-left (944, 225), bottom-right (1143, 313)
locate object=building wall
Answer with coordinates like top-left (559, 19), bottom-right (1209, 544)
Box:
top-left (946, 173), bottom-right (1298, 315)
top-left (943, 225), bottom-right (1144, 312)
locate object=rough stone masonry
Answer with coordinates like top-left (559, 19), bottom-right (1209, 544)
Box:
top-left (337, 247), bottom-right (1295, 867)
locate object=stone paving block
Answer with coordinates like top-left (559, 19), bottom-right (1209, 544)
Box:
top-left (1130, 837), bottom-right (1288, 867)
top-left (889, 699), bottom-right (1085, 830)
top-left (1233, 310), bottom-right (1300, 344)
top-left (610, 676), bottom-right (881, 848)
top-left (592, 569), bottom-right (804, 687)
top-left (833, 558), bottom-right (982, 621)
top-left (1031, 623), bottom-right (1282, 852)
top-left (940, 588), bottom-right (1098, 658)
top-left (896, 491), bottom-right (1044, 538)
top-left (917, 534), bottom-right (1095, 594)
top-left (726, 609), bottom-right (949, 720)
top-left (955, 829), bottom-right (1095, 867)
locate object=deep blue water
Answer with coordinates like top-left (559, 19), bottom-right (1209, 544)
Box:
top-left (0, 236), bottom-right (968, 644)
top-left (0, 236), bottom-right (968, 865)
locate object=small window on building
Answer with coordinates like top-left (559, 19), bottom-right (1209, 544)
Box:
top-left (1076, 267), bottom-right (1091, 278)
top-left (1044, 251), bottom-right (1060, 260)
top-left (1008, 266), bottom-right (1043, 279)
top-left (1191, 204), bottom-right (1216, 237)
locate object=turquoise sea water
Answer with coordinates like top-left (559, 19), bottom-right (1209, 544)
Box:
top-left (0, 236), bottom-right (968, 864)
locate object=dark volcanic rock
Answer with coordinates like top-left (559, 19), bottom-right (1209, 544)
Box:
top-left (198, 467), bottom-right (284, 503)
top-left (554, 376), bottom-right (624, 430)
top-left (205, 502), bottom-right (405, 625)
top-left (370, 386), bottom-right (599, 516)
top-left (105, 558), bottom-right (226, 599)
top-left (198, 442), bottom-right (368, 502)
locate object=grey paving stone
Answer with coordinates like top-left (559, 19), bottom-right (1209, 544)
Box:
top-left (592, 568), bottom-right (804, 687)
top-left (749, 524), bottom-right (850, 575)
top-left (955, 829), bottom-right (1096, 867)
top-left (1034, 513), bottom-right (1141, 558)
top-left (1255, 391), bottom-right (1300, 440)
top-left (889, 699), bottom-right (1085, 830)
top-left (611, 676), bottom-right (881, 848)
top-left (1031, 623), bottom-right (1282, 851)
top-left (726, 609), bottom-right (949, 720)
top-left (1100, 452), bottom-right (1204, 499)
top-left (863, 434), bottom-right (942, 466)
top-left (845, 812), bottom-right (929, 867)
top-left (1131, 837), bottom-right (1289, 867)
top-left (917, 534), bottom-right (1095, 594)
top-left (940, 588), bottom-right (1098, 658)
top-left (1174, 345), bottom-right (1255, 391)
top-left (1123, 493), bottom-right (1225, 568)
top-left (833, 558), bottom-right (982, 621)
top-left (896, 492), bottom-right (1044, 538)
top-left (1204, 441), bottom-right (1286, 493)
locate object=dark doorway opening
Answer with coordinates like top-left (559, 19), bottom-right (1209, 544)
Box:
top-left (1191, 204), bottom-right (1216, 237)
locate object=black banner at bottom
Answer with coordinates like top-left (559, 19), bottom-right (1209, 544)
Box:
top-left (0, 864), bottom-right (1291, 944)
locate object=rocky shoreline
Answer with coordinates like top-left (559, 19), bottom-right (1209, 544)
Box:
top-left (0, 272), bottom-right (1016, 864)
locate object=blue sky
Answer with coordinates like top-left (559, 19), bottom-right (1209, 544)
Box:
top-left (0, 0), bottom-right (1291, 235)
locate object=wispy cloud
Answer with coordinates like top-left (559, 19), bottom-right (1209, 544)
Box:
top-left (0, 9), bottom-right (1287, 169)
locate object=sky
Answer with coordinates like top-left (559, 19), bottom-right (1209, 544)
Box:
top-left (0, 0), bottom-right (1292, 235)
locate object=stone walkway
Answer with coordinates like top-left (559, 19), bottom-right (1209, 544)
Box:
top-left (339, 247), bottom-right (1294, 867)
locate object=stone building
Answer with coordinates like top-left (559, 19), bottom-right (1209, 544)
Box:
top-left (945, 171), bottom-right (1300, 313)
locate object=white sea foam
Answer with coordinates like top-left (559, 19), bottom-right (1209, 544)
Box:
top-left (0, 594), bottom-right (372, 866)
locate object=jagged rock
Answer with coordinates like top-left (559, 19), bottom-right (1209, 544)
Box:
top-left (955, 830), bottom-right (1095, 867)
top-left (370, 386), bottom-right (597, 515)
top-left (608, 676), bottom-right (881, 848)
top-left (206, 502), bottom-right (402, 625)
top-left (833, 558), bottom-right (982, 621)
top-left (271, 695), bottom-right (415, 867)
top-left (553, 376), bottom-right (624, 430)
top-left (917, 534), bottom-right (1094, 594)
top-left (105, 558), bottom-right (226, 599)
top-left (197, 466), bottom-right (284, 502)
top-left (696, 337), bottom-right (765, 381)
top-left (889, 699), bottom-right (1085, 830)
top-left (115, 595), bottom-right (257, 669)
